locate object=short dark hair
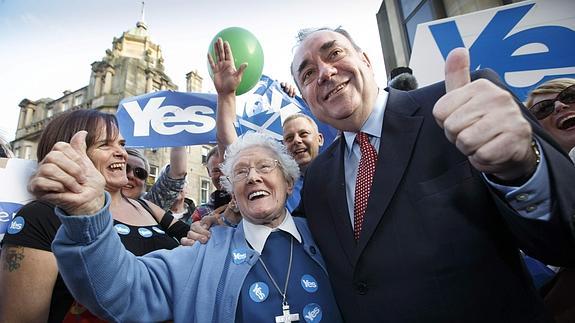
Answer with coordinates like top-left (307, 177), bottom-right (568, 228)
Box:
top-left (37, 109), bottom-right (119, 161)
top-left (205, 145), bottom-right (219, 166)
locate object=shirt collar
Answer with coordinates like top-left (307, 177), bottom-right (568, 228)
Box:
top-left (344, 89), bottom-right (388, 153)
top-left (242, 209), bottom-right (302, 254)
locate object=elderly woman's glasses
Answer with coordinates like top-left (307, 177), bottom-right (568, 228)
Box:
top-left (230, 159), bottom-right (280, 182)
top-left (529, 84), bottom-right (575, 120)
top-left (126, 164), bottom-right (148, 181)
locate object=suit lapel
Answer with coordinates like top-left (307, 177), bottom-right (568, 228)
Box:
top-left (356, 89), bottom-right (424, 258)
top-left (324, 137), bottom-right (356, 264)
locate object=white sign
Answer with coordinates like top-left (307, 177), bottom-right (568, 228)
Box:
top-left (410, 0), bottom-right (575, 100)
top-left (0, 158), bottom-right (36, 245)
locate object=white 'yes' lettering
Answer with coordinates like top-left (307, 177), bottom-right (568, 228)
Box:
top-left (123, 97), bottom-right (216, 136)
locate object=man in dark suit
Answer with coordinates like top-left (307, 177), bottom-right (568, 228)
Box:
top-left (291, 27), bottom-right (575, 322)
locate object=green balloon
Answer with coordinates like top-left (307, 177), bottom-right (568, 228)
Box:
top-left (208, 27), bottom-right (264, 96)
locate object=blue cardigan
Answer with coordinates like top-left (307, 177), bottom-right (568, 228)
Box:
top-left (52, 193), bottom-right (330, 322)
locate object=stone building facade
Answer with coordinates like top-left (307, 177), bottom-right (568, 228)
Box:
top-left (11, 19), bottom-right (214, 207)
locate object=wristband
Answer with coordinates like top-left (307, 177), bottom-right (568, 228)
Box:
top-left (160, 211), bottom-right (175, 230)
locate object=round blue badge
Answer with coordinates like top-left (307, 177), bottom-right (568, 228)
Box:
top-left (231, 248), bottom-right (248, 264)
top-left (138, 227), bottom-right (153, 238)
top-left (114, 224), bottom-right (130, 235)
top-left (152, 226), bottom-right (165, 234)
top-left (7, 216), bottom-right (25, 234)
top-left (301, 274), bottom-right (319, 293)
top-left (249, 282), bottom-right (269, 303)
top-left (303, 303), bottom-right (323, 323)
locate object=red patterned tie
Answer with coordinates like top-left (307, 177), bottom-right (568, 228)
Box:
top-left (354, 132), bottom-right (378, 240)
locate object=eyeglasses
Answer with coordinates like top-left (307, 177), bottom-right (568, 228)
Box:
top-left (529, 84), bottom-right (575, 120)
top-left (229, 159), bottom-right (280, 182)
top-left (126, 164), bottom-right (148, 181)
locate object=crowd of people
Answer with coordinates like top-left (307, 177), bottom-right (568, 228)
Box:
top-left (0, 26), bottom-right (574, 323)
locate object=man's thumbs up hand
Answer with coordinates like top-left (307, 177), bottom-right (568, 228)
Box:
top-left (444, 47), bottom-right (471, 93)
top-left (28, 131), bottom-right (106, 215)
top-left (433, 48), bottom-right (537, 183)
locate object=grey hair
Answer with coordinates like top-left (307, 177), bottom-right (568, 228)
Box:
top-left (220, 132), bottom-right (300, 194)
top-left (125, 148), bottom-right (150, 172)
top-left (294, 26), bottom-right (362, 52)
top-left (282, 113), bottom-right (319, 133)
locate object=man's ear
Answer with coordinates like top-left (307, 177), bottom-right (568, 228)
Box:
top-left (362, 52), bottom-right (372, 68)
top-left (318, 133), bottom-right (324, 146)
top-left (286, 178), bottom-right (294, 195)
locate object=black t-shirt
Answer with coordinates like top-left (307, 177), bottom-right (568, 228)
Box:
top-left (2, 200), bottom-right (179, 322)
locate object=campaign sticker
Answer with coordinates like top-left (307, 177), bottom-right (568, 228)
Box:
top-left (0, 202), bottom-right (24, 235)
top-left (301, 274), bottom-right (318, 293)
top-left (303, 303), bottom-right (322, 323)
top-left (138, 228), bottom-right (153, 238)
top-left (114, 224), bottom-right (130, 235)
top-left (249, 282), bottom-right (269, 303)
top-left (152, 226), bottom-right (165, 234)
top-left (7, 216), bottom-right (25, 234)
top-left (232, 248), bottom-right (248, 264)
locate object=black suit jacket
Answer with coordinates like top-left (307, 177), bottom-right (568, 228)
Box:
top-left (297, 69), bottom-right (575, 322)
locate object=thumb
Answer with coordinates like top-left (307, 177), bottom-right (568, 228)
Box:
top-left (70, 130), bottom-right (88, 156)
top-left (445, 47), bottom-right (471, 93)
top-left (236, 62), bottom-right (248, 78)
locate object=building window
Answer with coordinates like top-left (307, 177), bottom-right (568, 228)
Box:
top-left (401, 0), bottom-right (423, 18)
top-left (152, 80), bottom-right (161, 92)
top-left (46, 108), bottom-right (53, 118)
top-left (61, 100), bottom-right (69, 111)
top-left (200, 178), bottom-right (211, 204)
top-left (74, 94), bottom-right (83, 106)
top-left (201, 146), bottom-right (210, 164)
top-left (24, 145), bottom-right (32, 160)
top-left (399, 0), bottom-right (445, 51)
top-left (146, 165), bottom-right (158, 190)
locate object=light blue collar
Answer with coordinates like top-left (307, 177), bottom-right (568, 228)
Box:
top-left (343, 90), bottom-right (388, 156)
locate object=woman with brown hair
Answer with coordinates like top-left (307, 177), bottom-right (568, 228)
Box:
top-left (0, 109), bottom-right (180, 322)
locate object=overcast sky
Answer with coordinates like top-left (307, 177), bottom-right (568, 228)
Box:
top-left (0, 0), bottom-right (387, 141)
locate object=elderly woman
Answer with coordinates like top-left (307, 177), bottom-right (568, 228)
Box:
top-left (30, 131), bottom-right (342, 322)
top-left (0, 109), bottom-right (179, 322)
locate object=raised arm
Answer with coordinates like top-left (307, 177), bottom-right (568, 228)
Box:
top-left (168, 146), bottom-right (187, 179)
top-left (208, 38), bottom-right (246, 157)
top-left (144, 146), bottom-right (187, 210)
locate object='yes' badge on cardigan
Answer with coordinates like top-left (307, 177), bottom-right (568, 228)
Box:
top-left (232, 248), bottom-right (248, 264)
top-left (249, 282), bottom-right (269, 302)
top-left (301, 274), bottom-right (318, 293)
top-left (303, 303), bottom-right (322, 323)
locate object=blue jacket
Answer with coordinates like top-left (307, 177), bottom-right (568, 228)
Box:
top-left (52, 193), bottom-right (330, 322)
